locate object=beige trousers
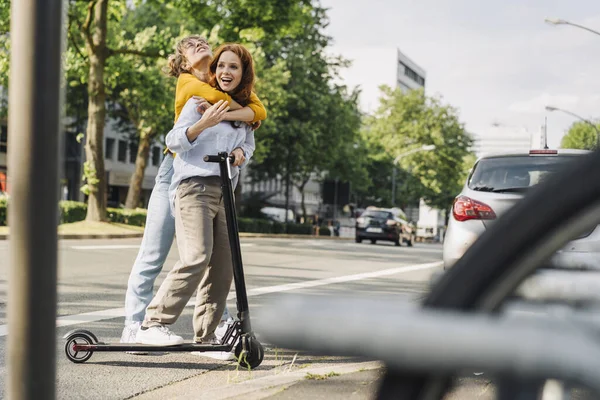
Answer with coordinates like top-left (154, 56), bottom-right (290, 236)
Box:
top-left (143, 176), bottom-right (234, 342)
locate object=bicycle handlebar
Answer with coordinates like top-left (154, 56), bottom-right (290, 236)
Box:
top-left (257, 295), bottom-right (600, 392)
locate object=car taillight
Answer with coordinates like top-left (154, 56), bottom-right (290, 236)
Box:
top-left (529, 149), bottom-right (558, 155)
top-left (452, 196), bottom-right (496, 222)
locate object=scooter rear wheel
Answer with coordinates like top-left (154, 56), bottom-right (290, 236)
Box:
top-left (65, 330), bottom-right (96, 363)
top-left (235, 336), bottom-right (264, 370)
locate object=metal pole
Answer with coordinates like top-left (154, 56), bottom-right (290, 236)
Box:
top-left (333, 178), bottom-right (339, 222)
top-left (564, 21), bottom-right (600, 37)
top-left (7, 0), bottom-right (65, 399)
top-left (544, 116), bottom-right (548, 149)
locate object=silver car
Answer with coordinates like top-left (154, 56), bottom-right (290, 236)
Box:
top-left (443, 149), bottom-right (600, 269)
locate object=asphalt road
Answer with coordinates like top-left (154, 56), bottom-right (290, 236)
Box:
top-left (0, 237), bottom-right (445, 399)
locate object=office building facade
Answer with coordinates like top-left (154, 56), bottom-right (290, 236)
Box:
top-left (396, 48), bottom-right (426, 93)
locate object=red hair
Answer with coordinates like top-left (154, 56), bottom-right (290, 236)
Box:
top-left (209, 43), bottom-right (255, 106)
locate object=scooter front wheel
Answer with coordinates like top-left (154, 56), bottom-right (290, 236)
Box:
top-left (64, 330), bottom-right (96, 363)
top-left (235, 336), bottom-right (264, 370)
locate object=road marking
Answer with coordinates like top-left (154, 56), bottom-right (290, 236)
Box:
top-left (71, 245), bottom-right (141, 250)
top-left (71, 243), bottom-right (255, 250)
top-left (230, 261), bottom-right (441, 299)
top-left (0, 261), bottom-right (440, 337)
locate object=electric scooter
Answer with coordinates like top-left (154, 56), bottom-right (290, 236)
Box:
top-left (63, 152), bottom-right (264, 369)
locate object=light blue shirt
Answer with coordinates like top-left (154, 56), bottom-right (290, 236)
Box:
top-left (165, 97), bottom-right (255, 213)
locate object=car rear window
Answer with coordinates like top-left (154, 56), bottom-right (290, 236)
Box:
top-left (468, 155), bottom-right (579, 192)
top-left (362, 211), bottom-right (393, 219)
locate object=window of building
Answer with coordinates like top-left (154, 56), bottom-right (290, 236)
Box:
top-left (152, 147), bottom-right (161, 166)
top-left (401, 63), bottom-right (424, 87)
top-left (117, 140), bottom-right (127, 162)
top-left (129, 142), bottom-right (138, 164)
top-left (404, 66), bottom-right (417, 82)
top-left (0, 125), bottom-right (7, 153)
top-left (105, 138), bottom-right (115, 160)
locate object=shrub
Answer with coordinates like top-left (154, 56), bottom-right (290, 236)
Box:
top-left (286, 223), bottom-right (313, 235)
top-left (59, 201), bottom-right (88, 224)
top-left (318, 226), bottom-right (331, 236)
top-left (0, 197), bottom-right (7, 226)
top-left (107, 207), bottom-right (147, 227)
top-left (238, 217), bottom-right (273, 233)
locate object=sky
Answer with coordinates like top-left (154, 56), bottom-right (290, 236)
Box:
top-left (320, 0), bottom-right (600, 148)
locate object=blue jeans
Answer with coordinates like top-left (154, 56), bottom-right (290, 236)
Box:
top-left (124, 153), bottom-right (232, 325)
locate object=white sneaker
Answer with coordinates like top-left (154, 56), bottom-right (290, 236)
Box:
top-left (120, 322), bottom-right (148, 355)
top-left (191, 322), bottom-right (236, 361)
top-left (121, 321), bottom-right (141, 343)
top-left (135, 325), bottom-right (184, 346)
top-left (191, 348), bottom-right (235, 361)
top-left (215, 317), bottom-right (235, 342)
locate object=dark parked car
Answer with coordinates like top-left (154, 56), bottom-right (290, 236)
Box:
top-left (355, 207), bottom-right (415, 246)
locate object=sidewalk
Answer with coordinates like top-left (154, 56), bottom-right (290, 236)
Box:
top-left (0, 222), bottom-right (353, 241)
top-left (131, 357), bottom-right (492, 400)
top-left (130, 344), bottom-right (383, 400)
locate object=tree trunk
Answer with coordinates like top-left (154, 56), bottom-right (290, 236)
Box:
top-left (84, 0), bottom-right (109, 222)
top-left (125, 127), bottom-right (152, 209)
top-left (284, 161), bottom-right (291, 225)
top-left (297, 177), bottom-right (309, 223)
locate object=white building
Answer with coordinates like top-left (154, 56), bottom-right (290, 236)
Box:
top-left (471, 124), bottom-right (541, 158)
top-left (392, 48), bottom-right (444, 237)
top-left (396, 48), bottom-right (427, 93)
top-left (241, 170), bottom-right (322, 222)
top-left (102, 119), bottom-right (163, 207)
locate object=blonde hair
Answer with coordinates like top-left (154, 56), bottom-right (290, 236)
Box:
top-left (166, 35), bottom-right (207, 77)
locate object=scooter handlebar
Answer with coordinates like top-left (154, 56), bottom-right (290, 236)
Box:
top-left (203, 154), bottom-right (235, 163)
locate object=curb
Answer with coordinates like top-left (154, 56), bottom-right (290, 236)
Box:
top-left (0, 232), bottom-right (353, 241)
top-left (0, 232), bottom-right (144, 240)
top-left (157, 361), bottom-right (383, 400)
top-left (59, 233), bottom-right (144, 240)
top-left (239, 233), bottom-right (352, 241)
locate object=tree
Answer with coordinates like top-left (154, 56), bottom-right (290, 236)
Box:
top-left (242, 3), bottom-right (368, 222)
top-left (106, 3), bottom-right (188, 209)
top-left (362, 86), bottom-right (474, 212)
top-left (0, 0), bottom-right (10, 121)
top-left (560, 120), bottom-right (600, 150)
top-left (67, 0), bottom-right (176, 221)
top-left (115, 0), bottom-right (313, 210)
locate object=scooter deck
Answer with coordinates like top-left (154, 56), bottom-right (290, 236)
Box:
top-left (72, 343), bottom-right (233, 352)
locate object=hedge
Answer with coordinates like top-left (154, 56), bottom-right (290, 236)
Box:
top-left (0, 197), bottom-right (6, 226)
top-left (238, 217), bottom-right (274, 233)
top-left (237, 218), bottom-right (313, 235)
top-left (107, 207), bottom-right (148, 227)
top-left (0, 199), bottom-right (316, 235)
top-left (318, 226), bottom-right (331, 236)
top-left (60, 201), bottom-right (88, 224)
top-left (0, 200), bottom-right (149, 227)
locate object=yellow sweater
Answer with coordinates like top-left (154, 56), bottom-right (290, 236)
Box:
top-left (174, 73), bottom-right (267, 123)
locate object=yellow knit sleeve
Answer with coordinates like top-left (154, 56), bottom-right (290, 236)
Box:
top-left (174, 74), bottom-right (233, 121)
top-left (247, 92), bottom-right (267, 124)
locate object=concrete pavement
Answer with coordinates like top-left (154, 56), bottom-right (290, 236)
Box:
top-left (0, 237), bottom-right (446, 399)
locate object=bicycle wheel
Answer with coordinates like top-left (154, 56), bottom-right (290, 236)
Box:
top-left (378, 150), bottom-right (600, 400)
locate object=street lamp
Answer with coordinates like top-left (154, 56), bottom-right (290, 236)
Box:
top-left (391, 144), bottom-right (436, 207)
top-left (544, 17), bottom-right (600, 37)
top-left (545, 105), bottom-right (600, 147)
